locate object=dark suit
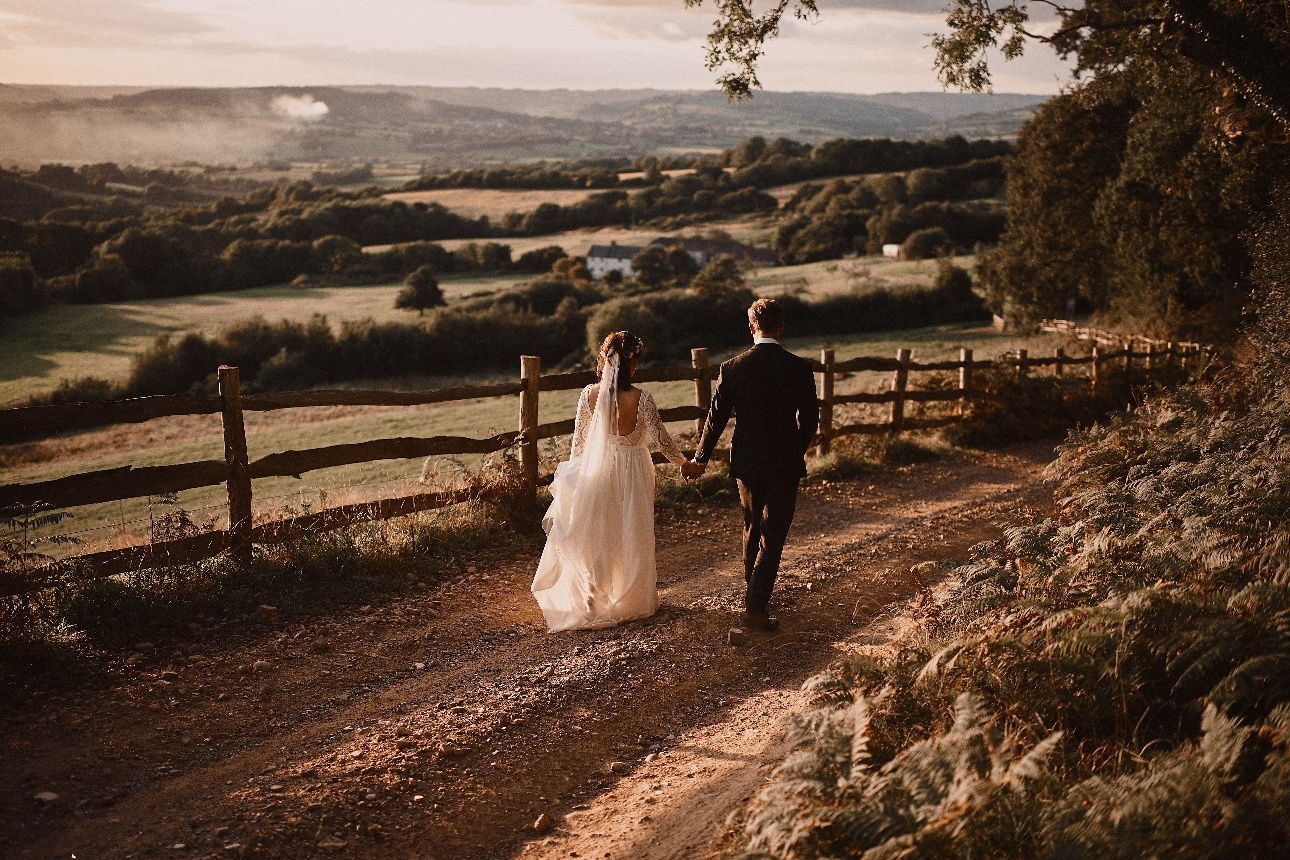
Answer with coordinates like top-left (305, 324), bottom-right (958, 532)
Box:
top-left (695, 342), bottom-right (819, 613)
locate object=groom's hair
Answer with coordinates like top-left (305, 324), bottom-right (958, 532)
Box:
top-left (748, 298), bottom-right (785, 334)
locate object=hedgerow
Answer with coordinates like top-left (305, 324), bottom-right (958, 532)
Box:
top-left (736, 369), bottom-right (1290, 858)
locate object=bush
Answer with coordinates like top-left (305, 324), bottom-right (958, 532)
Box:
top-left (0, 253), bottom-right (42, 319)
top-left (453, 241), bottom-right (512, 272)
top-left (27, 376), bottom-right (119, 406)
top-left (689, 254), bottom-right (744, 294)
top-left (900, 226), bottom-right (954, 260)
top-left (585, 283), bottom-right (758, 361)
top-left (514, 245), bottom-right (567, 274)
top-left (485, 274), bottom-right (603, 316)
top-left (122, 301), bottom-right (590, 395)
top-left (365, 241), bottom-right (456, 277)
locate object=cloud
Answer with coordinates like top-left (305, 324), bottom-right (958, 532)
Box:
top-left (557, 0), bottom-right (951, 45)
top-left (559, 0), bottom-right (947, 13)
top-left (0, 0), bottom-right (214, 47)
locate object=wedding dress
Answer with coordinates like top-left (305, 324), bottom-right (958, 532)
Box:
top-left (532, 356), bottom-right (688, 632)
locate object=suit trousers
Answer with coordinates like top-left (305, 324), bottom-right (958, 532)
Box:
top-left (737, 474), bottom-right (800, 613)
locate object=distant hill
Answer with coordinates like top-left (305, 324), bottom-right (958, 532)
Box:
top-left (0, 85), bottom-right (1046, 168)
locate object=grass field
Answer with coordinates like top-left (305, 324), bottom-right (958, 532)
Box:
top-left (383, 188), bottom-right (602, 220)
top-left (431, 218), bottom-right (778, 259)
top-left (0, 272), bottom-right (532, 407)
top-left (0, 250), bottom-right (962, 407)
top-left (3, 322), bottom-right (1075, 557)
top-left (748, 255), bottom-right (978, 297)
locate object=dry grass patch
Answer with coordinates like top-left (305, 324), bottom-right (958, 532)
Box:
top-left (383, 188), bottom-right (602, 220)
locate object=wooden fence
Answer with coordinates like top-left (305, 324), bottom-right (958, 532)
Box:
top-left (0, 323), bottom-right (1206, 596)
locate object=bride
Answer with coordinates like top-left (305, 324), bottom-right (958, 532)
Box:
top-left (532, 331), bottom-right (690, 632)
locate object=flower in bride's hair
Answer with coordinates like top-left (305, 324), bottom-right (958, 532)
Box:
top-left (597, 330), bottom-right (643, 383)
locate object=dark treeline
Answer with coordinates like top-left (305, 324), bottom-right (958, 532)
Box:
top-left (716, 135), bottom-right (1011, 189)
top-left (409, 135), bottom-right (1013, 193)
top-left (496, 179), bottom-right (778, 235)
top-left (404, 157), bottom-right (632, 191)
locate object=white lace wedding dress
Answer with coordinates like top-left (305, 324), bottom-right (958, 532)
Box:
top-left (532, 359), bottom-right (688, 632)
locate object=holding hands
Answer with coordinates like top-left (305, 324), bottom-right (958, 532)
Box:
top-left (681, 459), bottom-right (707, 482)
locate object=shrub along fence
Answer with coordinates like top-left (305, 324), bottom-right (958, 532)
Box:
top-left (0, 321), bottom-right (1207, 596)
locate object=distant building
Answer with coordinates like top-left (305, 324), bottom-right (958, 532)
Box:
top-left (586, 242), bottom-right (644, 279)
top-left (882, 244), bottom-right (902, 259)
top-left (650, 236), bottom-right (780, 268)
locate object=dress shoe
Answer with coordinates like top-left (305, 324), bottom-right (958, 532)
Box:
top-left (742, 610), bottom-right (780, 631)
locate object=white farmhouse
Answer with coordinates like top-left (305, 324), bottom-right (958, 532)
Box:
top-left (586, 242), bottom-right (645, 279)
top-left (882, 244), bottom-right (902, 259)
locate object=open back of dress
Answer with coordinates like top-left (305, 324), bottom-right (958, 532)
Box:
top-left (531, 358), bottom-right (686, 631)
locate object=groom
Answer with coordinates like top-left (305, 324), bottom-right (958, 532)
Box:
top-left (685, 298), bottom-right (819, 631)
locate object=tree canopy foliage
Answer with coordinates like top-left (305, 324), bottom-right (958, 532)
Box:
top-left (687, 0), bottom-right (1290, 339)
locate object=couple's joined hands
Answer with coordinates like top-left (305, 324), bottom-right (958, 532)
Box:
top-left (681, 460), bottom-right (707, 482)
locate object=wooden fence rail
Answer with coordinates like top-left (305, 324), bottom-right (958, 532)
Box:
top-left (0, 321), bottom-right (1206, 595)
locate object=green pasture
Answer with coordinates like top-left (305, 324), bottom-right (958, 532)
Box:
top-left (5, 322), bottom-right (1075, 556)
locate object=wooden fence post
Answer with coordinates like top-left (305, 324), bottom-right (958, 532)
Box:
top-left (958, 348), bottom-right (972, 417)
top-left (1146, 342), bottom-right (1156, 373)
top-left (1091, 345), bottom-right (1102, 388)
top-left (1054, 347), bottom-right (1065, 377)
top-left (818, 348), bottom-right (834, 455)
top-left (1166, 341), bottom-right (1176, 370)
top-left (1017, 348), bottom-right (1028, 381)
top-left (218, 366), bottom-right (253, 564)
top-left (691, 347), bottom-right (711, 439)
top-left (891, 348), bottom-right (911, 434)
top-left (519, 356), bottom-right (540, 506)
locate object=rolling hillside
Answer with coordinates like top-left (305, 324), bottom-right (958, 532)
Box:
top-left (0, 85), bottom-right (1044, 168)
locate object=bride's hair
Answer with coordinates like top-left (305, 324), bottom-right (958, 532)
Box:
top-left (597, 330), bottom-right (642, 390)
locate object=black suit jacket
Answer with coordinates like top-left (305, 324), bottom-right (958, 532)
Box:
top-left (695, 343), bottom-right (819, 482)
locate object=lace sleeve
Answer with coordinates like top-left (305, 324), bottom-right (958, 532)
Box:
top-left (640, 391), bottom-right (687, 467)
top-left (571, 385), bottom-right (594, 459)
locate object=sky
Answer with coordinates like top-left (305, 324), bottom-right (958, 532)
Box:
top-left (0, 0), bottom-right (1072, 94)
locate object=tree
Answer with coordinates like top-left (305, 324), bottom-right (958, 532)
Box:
top-left (901, 227), bottom-right (954, 261)
top-left (682, 0), bottom-right (1290, 337)
top-left (666, 247), bottom-right (700, 286)
top-left (515, 245), bottom-right (567, 274)
top-left (0, 253), bottom-right (41, 320)
top-left (552, 256), bottom-right (592, 283)
top-left (631, 246), bottom-right (672, 289)
top-left (395, 266), bottom-right (445, 316)
top-left (690, 254), bottom-right (744, 295)
top-left (685, 1), bottom-right (1290, 129)
top-left (310, 235), bottom-right (364, 274)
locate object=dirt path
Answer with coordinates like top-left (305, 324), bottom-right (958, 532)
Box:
top-left (0, 442), bottom-right (1055, 860)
